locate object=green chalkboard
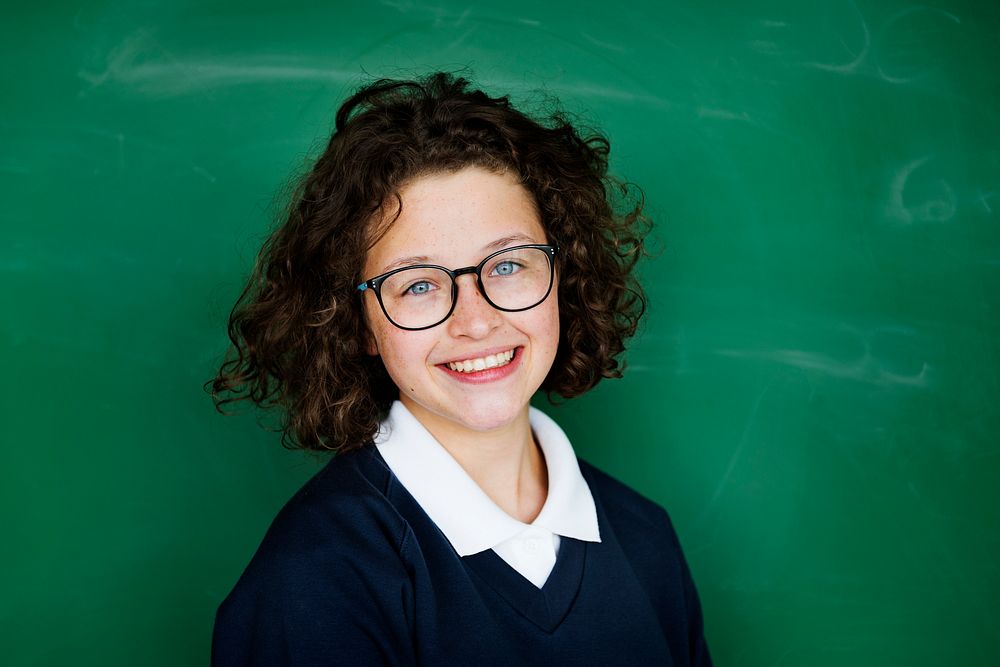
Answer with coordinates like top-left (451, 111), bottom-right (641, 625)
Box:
top-left (2, 1), bottom-right (998, 664)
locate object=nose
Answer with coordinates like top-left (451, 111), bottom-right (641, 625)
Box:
top-left (447, 274), bottom-right (502, 339)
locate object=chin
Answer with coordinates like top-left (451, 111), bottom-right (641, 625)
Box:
top-left (413, 396), bottom-right (528, 435)
top-left (455, 402), bottom-right (527, 432)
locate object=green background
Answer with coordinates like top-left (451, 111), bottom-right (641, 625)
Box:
top-left (3, 1), bottom-right (998, 664)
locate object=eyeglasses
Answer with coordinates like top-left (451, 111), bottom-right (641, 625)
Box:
top-left (357, 244), bottom-right (558, 331)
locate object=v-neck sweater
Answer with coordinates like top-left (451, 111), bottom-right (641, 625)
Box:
top-left (213, 445), bottom-right (712, 666)
top-left (374, 401), bottom-right (601, 589)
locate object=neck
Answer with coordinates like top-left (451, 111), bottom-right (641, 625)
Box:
top-left (400, 399), bottom-right (549, 524)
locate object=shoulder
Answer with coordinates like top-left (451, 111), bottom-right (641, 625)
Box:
top-left (213, 446), bottom-right (418, 664)
top-left (577, 457), bottom-right (713, 665)
top-left (230, 447), bottom-right (408, 585)
top-left (577, 457), bottom-right (681, 548)
top-left (265, 446), bottom-right (408, 553)
top-left (218, 446), bottom-right (413, 614)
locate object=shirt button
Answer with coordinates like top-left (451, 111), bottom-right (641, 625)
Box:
top-left (525, 539), bottom-right (540, 552)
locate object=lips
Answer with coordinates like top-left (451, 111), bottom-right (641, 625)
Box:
top-left (437, 346), bottom-right (523, 383)
top-left (445, 349), bottom-right (516, 373)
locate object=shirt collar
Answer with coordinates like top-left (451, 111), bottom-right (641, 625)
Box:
top-left (374, 401), bottom-right (601, 556)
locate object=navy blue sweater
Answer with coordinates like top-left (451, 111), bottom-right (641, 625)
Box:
top-left (213, 445), bottom-right (711, 666)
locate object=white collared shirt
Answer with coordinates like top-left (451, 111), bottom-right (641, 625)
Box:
top-left (375, 401), bottom-right (601, 588)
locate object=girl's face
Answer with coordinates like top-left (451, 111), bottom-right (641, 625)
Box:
top-left (361, 166), bottom-right (560, 439)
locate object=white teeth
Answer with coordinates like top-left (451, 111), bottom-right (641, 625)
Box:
top-left (447, 349), bottom-right (515, 373)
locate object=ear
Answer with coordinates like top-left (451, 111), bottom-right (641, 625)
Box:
top-left (364, 329), bottom-right (379, 356)
top-left (358, 295), bottom-right (380, 356)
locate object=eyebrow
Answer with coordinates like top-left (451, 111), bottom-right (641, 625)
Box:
top-left (381, 255), bottom-right (431, 273)
top-left (483, 233), bottom-right (539, 252)
top-left (378, 233), bottom-right (543, 274)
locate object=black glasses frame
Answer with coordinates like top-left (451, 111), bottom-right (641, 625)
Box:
top-left (357, 244), bottom-right (558, 331)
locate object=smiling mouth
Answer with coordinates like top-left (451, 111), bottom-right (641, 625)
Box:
top-left (445, 349), bottom-right (516, 373)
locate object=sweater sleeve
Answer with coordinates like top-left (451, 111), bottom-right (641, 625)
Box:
top-left (578, 459), bottom-right (713, 666)
top-left (211, 558), bottom-right (415, 665)
top-left (674, 527), bottom-right (712, 666)
top-left (212, 490), bottom-right (417, 666)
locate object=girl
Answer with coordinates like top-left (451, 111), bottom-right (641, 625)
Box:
top-left (210, 72), bottom-right (711, 666)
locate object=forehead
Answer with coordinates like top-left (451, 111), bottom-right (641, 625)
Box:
top-left (364, 167), bottom-right (546, 275)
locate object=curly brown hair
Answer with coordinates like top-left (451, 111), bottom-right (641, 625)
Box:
top-left (209, 72), bottom-right (649, 453)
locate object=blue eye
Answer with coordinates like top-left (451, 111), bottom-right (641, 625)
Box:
top-left (404, 281), bottom-right (433, 296)
top-left (492, 260), bottom-right (520, 276)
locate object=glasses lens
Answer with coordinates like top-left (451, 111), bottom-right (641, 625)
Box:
top-left (378, 267), bottom-right (454, 329)
top-left (481, 247), bottom-right (553, 310)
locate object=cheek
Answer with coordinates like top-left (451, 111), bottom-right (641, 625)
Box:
top-left (369, 323), bottom-right (403, 364)
top-left (544, 292), bottom-right (561, 338)
top-left (371, 327), bottom-right (433, 383)
top-left (533, 297), bottom-right (561, 358)
top-left (363, 299), bottom-right (386, 356)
